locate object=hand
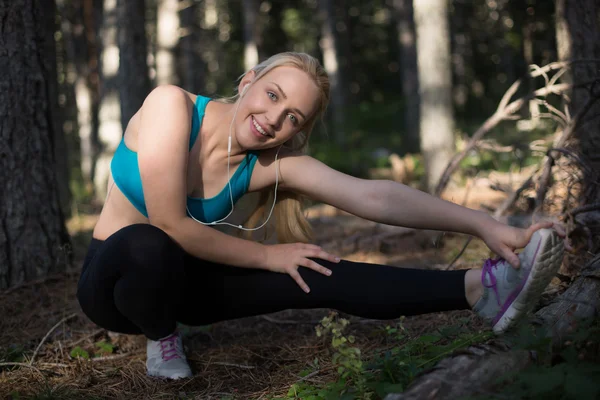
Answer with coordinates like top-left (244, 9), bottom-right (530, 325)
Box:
top-left (263, 243), bottom-right (340, 293)
top-left (478, 219), bottom-right (569, 269)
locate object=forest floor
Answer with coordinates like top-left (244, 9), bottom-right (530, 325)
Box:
top-left (0, 183), bottom-right (571, 399)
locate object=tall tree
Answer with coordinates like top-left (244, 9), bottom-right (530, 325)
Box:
top-left (319, 0), bottom-right (349, 146)
top-left (70, 0), bottom-right (103, 199)
top-left (118, 0), bottom-right (151, 127)
top-left (156, 0), bottom-right (180, 85)
top-left (94, 0), bottom-right (122, 200)
top-left (414, 0), bottom-right (454, 193)
top-left (392, 0), bottom-right (420, 153)
top-left (179, 0), bottom-right (206, 92)
top-left (0, 0), bottom-right (71, 289)
top-left (556, 0), bottom-right (600, 251)
top-left (242, 0), bottom-right (260, 71)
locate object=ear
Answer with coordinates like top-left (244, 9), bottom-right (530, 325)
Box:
top-left (238, 70), bottom-right (257, 95)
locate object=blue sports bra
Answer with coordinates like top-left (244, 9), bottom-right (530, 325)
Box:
top-left (110, 95), bottom-right (259, 223)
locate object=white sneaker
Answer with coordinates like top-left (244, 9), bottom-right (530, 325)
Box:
top-left (146, 332), bottom-right (192, 379)
top-left (473, 228), bottom-right (564, 334)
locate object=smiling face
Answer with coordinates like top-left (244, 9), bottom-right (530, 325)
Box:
top-left (233, 66), bottom-right (321, 151)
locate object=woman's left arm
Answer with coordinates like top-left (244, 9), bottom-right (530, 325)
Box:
top-left (280, 154), bottom-right (557, 267)
top-left (281, 154), bottom-right (491, 234)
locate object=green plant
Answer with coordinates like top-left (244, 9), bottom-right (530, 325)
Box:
top-left (69, 346), bottom-right (89, 360)
top-left (316, 312), bottom-right (372, 400)
top-left (94, 340), bottom-right (114, 356)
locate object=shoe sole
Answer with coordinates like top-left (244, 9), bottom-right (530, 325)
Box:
top-left (492, 229), bottom-right (564, 334)
top-left (147, 370), bottom-right (192, 380)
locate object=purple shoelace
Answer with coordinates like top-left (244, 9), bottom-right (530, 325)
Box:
top-left (482, 258), bottom-right (503, 306)
top-left (159, 334), bottom-right (181, 361)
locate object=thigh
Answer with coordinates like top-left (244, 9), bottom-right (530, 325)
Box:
top-left (77, 224), bottom-right (177, 333)
top-left (177, 255), bottom-right (317, 326)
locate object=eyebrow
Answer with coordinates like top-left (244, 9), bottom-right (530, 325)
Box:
top-left (269, 81), bottom-right (307, 120)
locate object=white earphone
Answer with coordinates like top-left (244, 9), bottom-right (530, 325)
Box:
top-left (186, 83), bottom-right (281, 231)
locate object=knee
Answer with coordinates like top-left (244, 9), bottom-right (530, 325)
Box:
top-left (113, 224), bottom-right (184, 269)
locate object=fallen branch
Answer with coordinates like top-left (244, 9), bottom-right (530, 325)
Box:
top-left (30, 313), bottom-right (78, 365)
top-left (0, 362), bottom-right (44, 377)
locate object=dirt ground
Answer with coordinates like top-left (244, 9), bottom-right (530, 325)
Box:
top-left (0, 186), bottom-right (542, 399)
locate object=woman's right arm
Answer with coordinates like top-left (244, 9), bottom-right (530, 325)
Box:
top-left (137, 85), bottom-right (268, 268)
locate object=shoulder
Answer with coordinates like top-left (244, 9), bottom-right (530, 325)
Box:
top-left (141, 85), bottom-right (196, 118)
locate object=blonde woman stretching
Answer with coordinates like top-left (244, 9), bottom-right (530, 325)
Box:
top-left (77, 52), bottom-right (566, 379)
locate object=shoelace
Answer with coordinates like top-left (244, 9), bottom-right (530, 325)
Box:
top-left (159, 334), bottom-right (182, 361)
top-left (482, 258), bottom-right (502, 306)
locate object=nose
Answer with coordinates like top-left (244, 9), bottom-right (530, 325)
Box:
top-left (265, 106), bottom-right (286, 130)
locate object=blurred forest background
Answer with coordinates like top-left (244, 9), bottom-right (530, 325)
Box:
top-left (1, 0), bottom-right (600, 398)
top-left (3, 0), bottom-right (597, 287)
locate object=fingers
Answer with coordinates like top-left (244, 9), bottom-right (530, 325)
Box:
top-left (551, 222), bottom-right (566, 237)
top-left (500, 246), bottom-right (520, 269)
top-left (301, 244), bottom-right (341, 263)
top-left (289, 270), bottom-right (311, 293)
top-left (529, 220), bottom-right (573, 251)
top-left (526, 221), bottom-right (553, 238)
top-left (300, 258), bottom-right (332, 276)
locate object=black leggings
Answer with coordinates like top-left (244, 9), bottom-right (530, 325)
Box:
top-left (76, 224), bottom-right (470, 340)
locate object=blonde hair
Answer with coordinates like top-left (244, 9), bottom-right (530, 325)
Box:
top-left (220, 52), bottom-right (330, 243)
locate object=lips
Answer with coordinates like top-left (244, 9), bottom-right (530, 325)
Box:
top-left (250, 116), bottom-right (271, 140)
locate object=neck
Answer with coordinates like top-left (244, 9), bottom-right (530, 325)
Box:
top-left (205, 100), bottom-right (245, 158)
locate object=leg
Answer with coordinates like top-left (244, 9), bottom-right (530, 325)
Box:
top-left (77, 223), bottom-right (187, 340)
top-left (177, 256), bottom-right (472, 326)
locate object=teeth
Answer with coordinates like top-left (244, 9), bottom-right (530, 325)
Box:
top-left (253, 118), bottom-right (268, 136)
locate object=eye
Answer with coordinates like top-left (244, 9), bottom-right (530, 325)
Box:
top-left (267, 91), bottom-right (277, 101)
top-left (287, 114), bottom-right (297, 124)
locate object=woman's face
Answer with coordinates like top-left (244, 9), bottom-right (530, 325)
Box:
top-left (233, 66), bottom-right (321, 150)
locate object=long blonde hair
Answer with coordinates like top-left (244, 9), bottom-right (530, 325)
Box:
top-left (221, 52), bottom-right (330, 243)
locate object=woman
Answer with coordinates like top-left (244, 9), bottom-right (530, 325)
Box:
top-left (77, 52), bottom-right (565, 379)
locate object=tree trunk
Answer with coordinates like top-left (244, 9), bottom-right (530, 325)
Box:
top-left (156, 0), bottom-right (179, 86)
top-left (118, 0), bottom-right (151, 128)
top-left (0, 0), bottom-right (72, 289)
top-left (556, 0), bottom-right (600, 253)
top-left (319, 0), bottom-right (348, 147)
top-left (179, 0), bottom-right (206, 92)
top-left (260, 0), bottom-right (288, 58)
top-left (94, 0), bottom-right (122, 201)
top-left (414, 0), bottom-right (454, 193)
top-left (242, 0), bottom-right (260, 71)
top-left (392, 0), bottom-right (420, 153)
top-left (46, 0), bottom-right (72, 217)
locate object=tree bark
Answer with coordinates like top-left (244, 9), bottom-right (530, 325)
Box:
top-left (118, 0), bottom-right (151, 128)
top-left (0, 0), bottom-right (72, 289)
top-left (392, 0), bottom-right (420, 154)
top-left (414, 0), bottom-right (454, 193)
top-left (556, 0), bottom-right (600, 253)
top-left (45, 0), bottom-right (72, 217)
